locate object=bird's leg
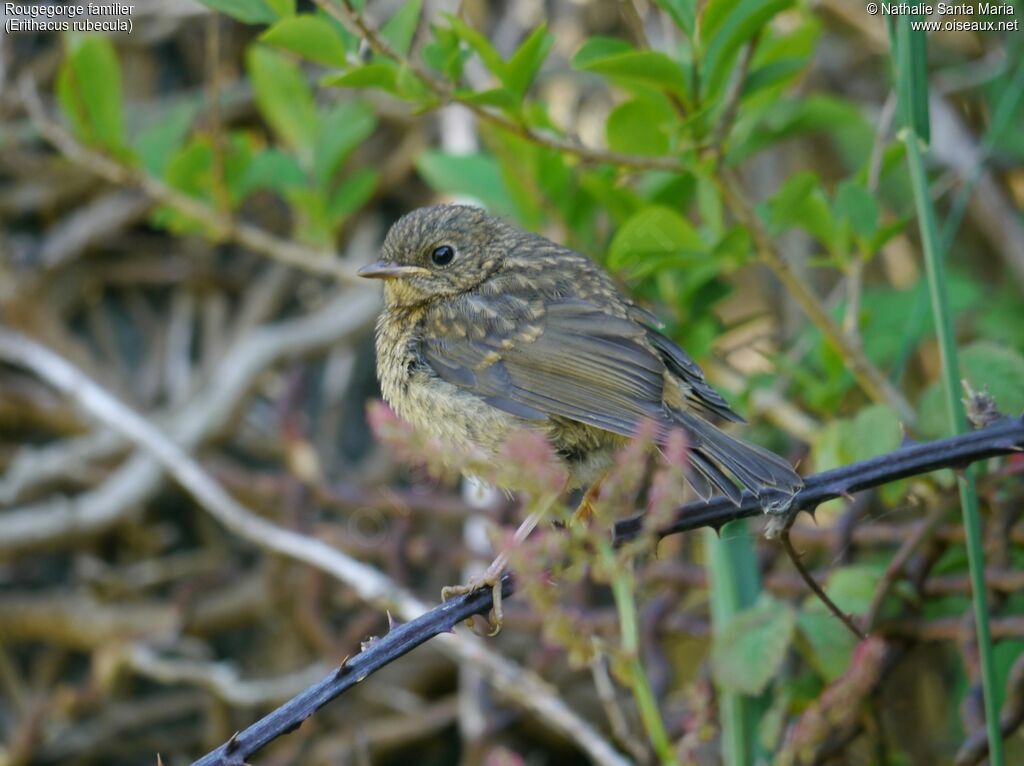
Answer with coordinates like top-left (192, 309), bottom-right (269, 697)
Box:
top-left (441, 509), bottom-right (545, 636)
top-left (571, 474), bottom-right (607, 526)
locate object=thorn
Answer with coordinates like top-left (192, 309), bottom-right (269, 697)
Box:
top-left (334, 655), bottom-right (351, 678)
top-left (156, 755), bottom-right (164, 766)
top-left (386, 610), bottom-right (399, 632)
top-left (898, 421), bottom-right (912, 447)
top-left (841, 491), bottom-right (856, 503)
top-left (806, 505), bottom-right (818, 519)
top-left (226, 731), bottom-right (241, 753)
top-left (710, 522), bottom-right (723, 537)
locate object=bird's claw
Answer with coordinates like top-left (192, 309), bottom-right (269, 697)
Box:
top-left (441, 568), bottom-right (505, 636)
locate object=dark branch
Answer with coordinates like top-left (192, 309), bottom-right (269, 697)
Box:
top-left (191, 576), bottom-right (514, 766)
top-left (617, 415), bottom-right (1024, 542)
top-left (192, 416), bottom-right (1024, 766)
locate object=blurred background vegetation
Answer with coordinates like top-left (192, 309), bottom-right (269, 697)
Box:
top-left (0, 0), bottom-right (1023, 764)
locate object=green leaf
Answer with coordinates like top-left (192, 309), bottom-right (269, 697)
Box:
top-left (824, 564), bottom-right (885, 615)
top-left (847, 404), bottom-right (902, 464)
top-left (132, 102), bottom-right (198, 177)
top-left (395, 64), bottom-right (432, 102)
top-left (455, 88), bottom-right (518, 110)
top-left (571, 36), bottom-right (633, 68)
top-left (422, 24), bottom-right (469, 80)
top-left (56, 36), bottom-right (125, 153)
top-left (446, 14), bottom-right (506, 79)
top-left (573, 40), bottom-right (688, 100)
top-left (314, 101), bottom-right (377, 186)
top-left (702, 0), bottom-right (792, 101)
top-left (505, 24), bottom-right (552, 98)
top-left (652, 0), bottom-right (696, 36)
top-left (233, 149), bottom-right (306, 200)
top-left (322, 62), bottom-right (399, 93)
top-left (608, 206), bottom-right (707, 276)
top-left (766, 172), bottom-right (835, 246)
top-left (265, 0), bottom-right (294, 18)
top-left (711, 595), bottom-right (796, 695)
top-left (286, 186), bottom-right (331, 244)
top-left (380, 0), bottom-right (422, 57)
top-left (328, 168), bottom-right (379, 222)
top-left (155, 136), bottom-right (218, 235)
top-left (796, 606), bottom-right (857, 681)
top-left (699, 0), bottom-right (740, 41)
top-left (742, 58), bottom-right (807, 99)
top-left (416, 151), bottom-right (516, 217)
top-left (729, 94), bottom-right (869, 162)
top-left (247, 46), bottom-right (319, 162)
top-left (196, 0), bottom-right (277, 24)
top-left (711, 226), bottom-right (753, 269)
top-left (163, 136), bottom-right (214, 198)
top-left (260, 15), bottom-right (347, 67)
top-left (835, 180), bottom-right (878, 239)
top-left (606, 99), bottom-right (671, 156)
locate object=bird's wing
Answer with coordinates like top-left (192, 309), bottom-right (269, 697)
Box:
top-left (420, 294), bottom-right (668, 437)
top-left (642, 325), bottom-right (746, 424)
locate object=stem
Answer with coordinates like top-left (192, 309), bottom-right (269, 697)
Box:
top-left (891, 18), bottom-right (1003, 761)
top-left (604, 546), bottom-right (677, 765)
top-left (903, 130), bottom-right (1004, 766)
top-left (705, 522), bottom-right (763, 766)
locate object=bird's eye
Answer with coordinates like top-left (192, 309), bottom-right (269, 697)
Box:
top-left (431, 245), bottom-right (455, 267)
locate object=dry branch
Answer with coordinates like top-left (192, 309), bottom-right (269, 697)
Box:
top-left (0, 328), bottom-right (631, 766)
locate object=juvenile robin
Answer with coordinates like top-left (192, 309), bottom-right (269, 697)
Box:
top-left (360, 204), bottom-right (802, 624)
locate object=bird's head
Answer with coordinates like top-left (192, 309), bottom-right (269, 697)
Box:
top-left (360, 204), bottom-right (507, 308)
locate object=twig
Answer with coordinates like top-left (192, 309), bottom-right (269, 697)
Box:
top-left (862, 501), bottom-right (949, 632)
top-left (780, 523), bottom-right (867, 640)
top-left (125, 645), bottom-right (328, 707)
top-left (590, 644), bottom-right (650, 764)
top-left (18, 76), bottom-right (360, 283)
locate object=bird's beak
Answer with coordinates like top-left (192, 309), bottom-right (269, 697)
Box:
top-left (357, 261), bottom-right (427, 280)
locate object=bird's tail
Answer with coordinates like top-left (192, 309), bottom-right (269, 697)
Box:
top-left (672, 411), bottom-right (803, 513)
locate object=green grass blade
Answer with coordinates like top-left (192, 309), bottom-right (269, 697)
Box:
top-left (893, 17), bottom-right (1004, 765)
top-left (706, 521), bottom-right (764, 766)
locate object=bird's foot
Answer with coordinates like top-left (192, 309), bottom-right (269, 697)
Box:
top-left (442, 559), bottom-right (507, 636)
top-left (571, 476), bottom-right (606, 526)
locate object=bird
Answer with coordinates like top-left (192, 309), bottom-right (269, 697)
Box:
top-left (360, 204), bottom-right (803, 625)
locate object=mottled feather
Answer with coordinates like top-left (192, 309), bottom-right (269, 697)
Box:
top-left (365, 204), bottom-right (803, 509)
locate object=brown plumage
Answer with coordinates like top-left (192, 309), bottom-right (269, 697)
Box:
top-left (360, 204), bottom-right (802, 512)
